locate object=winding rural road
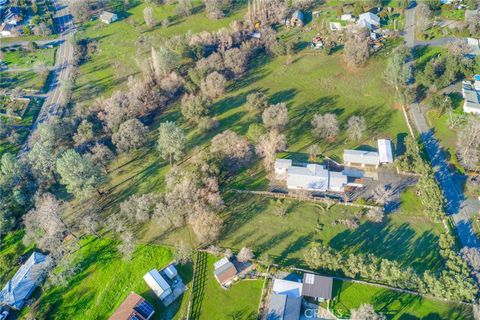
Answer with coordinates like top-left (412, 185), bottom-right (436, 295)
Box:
top-left (404, 6), bottom-right (480, 248)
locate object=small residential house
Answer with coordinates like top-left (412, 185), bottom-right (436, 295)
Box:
top-left (357, 12), bottom-right (380, 30)
top-left (0, 252), bottom-right (48, 310)
top-left (378, 139), bottom-right (394, 164)
top-left (144, 264), bottom-right (186, 306)
top-left (2, 6), bottom-right (21, 25)
top-left (301, 273), bottom-right (333, 302)
top-left (340, 14), bottom-right (355, 22)
top-left (290, 10), bottom-right (304, 27)
top-left (213, 257), bottom-right (238, 287)
top-left (268, 279), bottom-right (303, 320)
top-left (274, 160), bottom-right (349, 192)
top-left (329, 21), bottom-right (342, 31)
top-left (143, 269), bottom-right (172, 301)
top-left (0, 22), bottom-right (15, 37)
top-left (100, 11), bottom-right (118, 24)
top-left (466, 38), bottom-right (480, 56)
top-left (462, 78), bottom-right (480, 114)
top-left (109, 292), bottom-right (155, 320)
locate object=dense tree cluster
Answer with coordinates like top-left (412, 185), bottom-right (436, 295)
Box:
top-left (305, 242), bottom-right (477, 301)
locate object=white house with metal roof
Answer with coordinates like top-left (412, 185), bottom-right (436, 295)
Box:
top-left (343, 139), bottom-right (394, 167)
top-left (357, 12), bottom-right (380, 30)
top-left (343, 149), bottom-right (380, 168)
top-left (275, 160), bottom-right (349, 192)
top-left (462, 79), bottom-right (480, 114)
top-left (0, 252), bottom-right (48, 310)
top-left (143, 269), bottom-right (172, 301)
top-left (378, 139), bottom-right (394, 164)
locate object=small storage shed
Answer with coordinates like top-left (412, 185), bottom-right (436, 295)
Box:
top-left (143, 269), bottom-right (172, 301)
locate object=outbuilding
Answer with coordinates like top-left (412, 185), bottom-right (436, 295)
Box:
top-left (0, 252), bottom-right (48, 310)
top-left (343, 149), bottom-right (380, 168)
top-left (100, 11), bottom-right (118, 24)
top-left (213, 257), bottom-right (238, 286)
top-left (143, 269), bottom-right (172, 301)
top-left (301, 273), bottom-right (333, 302)
top-left (377, 139), bottom-right (394, 164)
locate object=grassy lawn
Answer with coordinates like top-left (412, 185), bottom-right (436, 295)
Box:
top-left (217, 190), bottom-right (445, 273)
top-left (191, 253), bottom-right (263, 320)
top-left (0, 230), bottom-right (33, 286)
top-left (0, 97), bottom-right (43, 157)
top-left (25, 237), bottom-right (192, 320)
top-left (331, 279), bottom-right (473, 319)
top-left (0, 70), bottom-right (50, 92)
top-left (74, 0), bottom-right (246, 104)
top-left (2, 47), bottom-right (57, 68)
top-left (99, 49), bottom-right (408, 215)
top-left (426, 93), bottom-right (464, 172)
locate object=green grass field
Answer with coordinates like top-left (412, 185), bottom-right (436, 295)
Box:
top-left (0, 70), bottom-right (50, 92)
top-left (190, 254), bottom-right (263, 320)
top-left (331, 279), bottom-right (473, 319)
top-left (3, 47), bottom-right (57, 68)
top-left (217, 191), bottom-right (445, 273)
top-left (25, 237), bottom-right (191, 320)
top-left (74, 0), bottom-right (246, 104)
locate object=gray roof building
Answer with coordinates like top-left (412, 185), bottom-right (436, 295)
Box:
top-left (462, 81), bottom-right (480, 114)
top-left (343, 149), bottom-right (380, 167)
top-left (301, 273), bottom-right (333, 300)
top-left (0, 252), bottom-right (48, 310)
top-left (267, 293), bottom-right (301, 320)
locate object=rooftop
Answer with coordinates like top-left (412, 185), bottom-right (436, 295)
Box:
top-left (0, 252), bottom-right (48, 310)
top-left (109, 292), bottom-right (154, 320)
top-left (302, 273), bottom-right (333, 300)
top-left (344, 149), bottom-right (380, 166)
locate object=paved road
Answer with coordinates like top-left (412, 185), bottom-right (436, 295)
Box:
top-left (404, 5), bottom-right (480, 247)
top-left (19, 0), bottom-right (74, 156)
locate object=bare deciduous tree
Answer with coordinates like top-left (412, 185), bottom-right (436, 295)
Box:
top-left (201, 71), bottom-right (227, 99)
top-left (246, 91), bottom-right (268, 112)
top-left (189, 210), bottom-right (223, 243)
top-left (174, 241), bottom-right (193, 264)
top-left (23, 193), bottom-right (73, 259)
top-left (176, 0), bottom-right (194, 17)
top-left (457, 115), bottom-right (480, 170)
top-left (151, 46), bottom-right (180, 78)
top-left (112, 119), bottom-right (148, 153)
top-left (365, 207), bottom-right (384, 223)
top-left (237, 247), bottom-right (254, 262)
top-left (223, 47), bottom-right (248, 76)
top-left (346, 115), bottom-right (367, 142)
top-left (371, 185), bottom-right (394, 206)
top-left (415, 3), bottom-right (433, 35)
top-left (311, 113), bottom-right (339, 140)
top-left (262, 102), bottom-right (288, 132)
top-left (143, 6), bottom-right (155, 27)
top-left (256, 130), bottom-right (287, 173)
top-left (118, 231), bottom-right (136, 261)
top-left (211, 130), bottom-right (253, 170)
top-left (344, 25), bottom-right (370, 68)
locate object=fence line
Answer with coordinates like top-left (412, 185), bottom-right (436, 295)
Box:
top-left (290, 266), bottom-right (474, 307)
top-left (233, 189), bottom-right (379, 209)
